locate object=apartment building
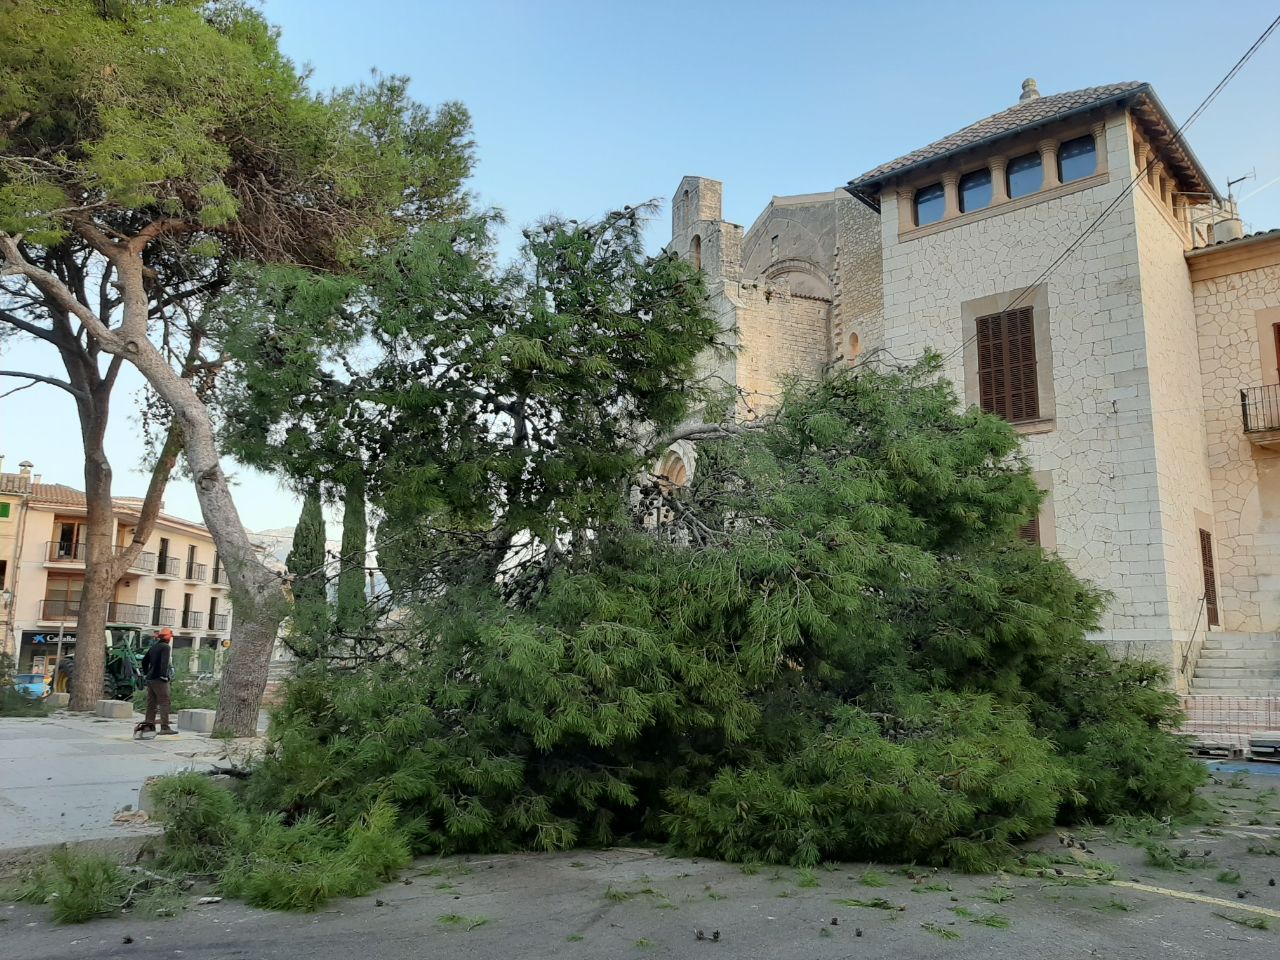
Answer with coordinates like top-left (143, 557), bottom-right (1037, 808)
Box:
top-left (0, 458), bottom-right (232, 675)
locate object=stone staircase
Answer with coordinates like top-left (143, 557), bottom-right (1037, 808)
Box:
top-left (1191, 631), bottom-right (1280, 695)
top-left (1183, 631), bottom-right (1280, 751)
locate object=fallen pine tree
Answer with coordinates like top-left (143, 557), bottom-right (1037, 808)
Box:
top-left (140, 357), bottom-right (1204, 910)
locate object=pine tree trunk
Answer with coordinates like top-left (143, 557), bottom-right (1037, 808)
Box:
top-left (107, 253), bottom-right (287, 737)
top-left (68, 388), bottom-right (117, 710)
top-left (68, 409), bottom-right (183, 710)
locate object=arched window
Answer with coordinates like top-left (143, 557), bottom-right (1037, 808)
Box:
top-left (656, 451), bottom-right (689, 490)
top-left (847, 331), bottom-right (862, 363)
top-left (1058, 134), bottom-right (1097, 184)
top-left (1006, 151), bottom-right (1043, 199)
top-left (691, 234), bottom-right (702, 270)
top-left (959, 168), bottom-right (992, 213)
top-left (914, 183), bottom-right (945, 226)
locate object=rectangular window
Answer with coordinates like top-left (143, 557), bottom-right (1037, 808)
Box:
top-left (1199, 529), bottom-right (1219, 627)
top-left (159, 537), bottom-right (170, 562)
top-left (976, 306), bottom-right (1039, 422)
top-left (152, 588), bottom-right (165, 626)
top-left (0, 501), bottom-right (10, 519)
top-left (1006, 152), bottom-right (1043, 199)
top-left (1058, 134), bottom-right (1098, 184)
top-left (914, 183), bottom-right (945, 226)
top-left (0, 558), bottom-right (7, 588)
top-left (959, 168), bottom-right (992, 213)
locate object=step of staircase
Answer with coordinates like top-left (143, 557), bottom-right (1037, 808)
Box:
top-left (1197, 646), bottom-right (1280, 660)
top-left (1191, 678), bottom-right (1280, 693)
top-left (1187, 670), bottom-right (1280, 686)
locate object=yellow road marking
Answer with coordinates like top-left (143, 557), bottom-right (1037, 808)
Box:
top-left (1111, 880), bottom-right (1280, 919)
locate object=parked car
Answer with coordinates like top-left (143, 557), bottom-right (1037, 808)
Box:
top-left (12, 673), bottom-right (51, 700)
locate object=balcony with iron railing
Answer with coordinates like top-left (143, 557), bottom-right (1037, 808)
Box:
top-left (185, 562), bottom-right (208, 583)
top-left (38, 599), bottom-right (80, 621)
top-left (210, 612), bottom-right (230, 632)
top-left (181, 609), bottom-right (205, 630)
top-left (107, 602), bottom-right (150, 626)
top-left (149, 607), bottom-right (176, 627)
top-left (154, 555), bottom-right (181, 578)
top-left (1242, 385), bottom-right (1280, 447)
top-left (212, 565), bottom-right (228, 586)
top-left (127, 550), bottom-right (157, 573)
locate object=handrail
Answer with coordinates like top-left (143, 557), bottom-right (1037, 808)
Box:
top-left (1179, 595), bottom-right (1208, 688)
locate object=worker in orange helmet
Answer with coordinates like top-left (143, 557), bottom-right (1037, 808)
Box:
top-left (139, 628), bottom-right (177, 736)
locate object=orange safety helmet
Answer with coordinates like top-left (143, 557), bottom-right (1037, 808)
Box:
top-left (155, 628), bottom-right (174, 641)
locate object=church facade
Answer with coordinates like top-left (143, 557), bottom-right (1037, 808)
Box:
top-left (667, 79), bottom-right (1280, 695)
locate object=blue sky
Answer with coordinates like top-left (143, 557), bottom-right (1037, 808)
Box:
top-left (3, 0), bottom-right (1279, 531)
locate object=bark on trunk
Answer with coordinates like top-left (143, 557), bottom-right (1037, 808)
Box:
top-left (107, 254), bottom-right (287, 736)
top-left (68, 422), bottom-right (183, 710)
top-left (68, 447), bottom-right (114, 710)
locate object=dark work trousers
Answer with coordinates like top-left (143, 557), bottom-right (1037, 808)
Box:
top-left (145, 680), bottom-right (172, 728)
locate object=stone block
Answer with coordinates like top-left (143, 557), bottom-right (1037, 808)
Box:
top-left (95, 699), bottom-right (133, 720)
top-left (46, 692), bottom-right (69, 709)
top-left (178, 708), bottom-right (216, 734)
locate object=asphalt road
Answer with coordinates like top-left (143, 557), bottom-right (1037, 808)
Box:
top-left (5, 767), bottom-right (1280, 960)
top-left (2, 721), bottom-right (1280, 960)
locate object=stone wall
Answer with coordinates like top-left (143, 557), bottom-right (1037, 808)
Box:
top-left (835, 198), bottom-right (884, 364)
top-left (1133, 181), bottom-right (1216, 665)
top-left (1193, 251), bottom-right (1280, 633)
top-left (874, 110), bottom-right (1179, 663)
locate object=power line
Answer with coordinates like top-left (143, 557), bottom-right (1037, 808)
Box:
top-left (939, 13), bottom-right (1280, 366)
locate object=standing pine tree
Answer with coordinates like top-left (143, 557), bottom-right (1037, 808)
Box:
top-left (284, 489), bottom-right (328, 658)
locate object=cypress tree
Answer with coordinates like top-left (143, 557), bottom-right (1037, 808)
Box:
top-left (336, 471), bottom-right (368, 639)
top-left (284, 489), bottom-right (328, 657)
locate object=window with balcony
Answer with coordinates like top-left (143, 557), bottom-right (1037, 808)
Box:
top-left (914, 183), bottom-right (945, 226)
top-left (1006, 152), bottom-right (1043, 199)
top-left (42, 576), bottom-right (82, 620)
top-left (1057, 134), bottom-right (1097, 184)
top-left (959, 168), bottom-right (992, 213)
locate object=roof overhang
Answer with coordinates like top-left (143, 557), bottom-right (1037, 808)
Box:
top-left (843, 84), bottom-right (1219, 210)
top-left (1186, 230), bottom-right (1280, 283)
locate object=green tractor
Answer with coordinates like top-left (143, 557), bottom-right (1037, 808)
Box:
top-left (54, 625), bottom-right (151, 701)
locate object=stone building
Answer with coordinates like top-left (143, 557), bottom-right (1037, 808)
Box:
top-left (667, 79), bottom-right (1280, 708)
top-left (0, 458), bottom-right (233, 677)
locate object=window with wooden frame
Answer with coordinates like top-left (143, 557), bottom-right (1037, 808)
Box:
top-left (976, 306), bottom-right (1039, 422)
top-left (1199, 528), bottom-right (1219, 627)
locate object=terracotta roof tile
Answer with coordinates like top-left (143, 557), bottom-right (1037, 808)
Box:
top-left (1192, 227), bottom-right (1280, 251)
top-left (30, 483), bottom-right (88, 506)
top-left (850, 82), bottom-right (1146, 188)
top-left (0, 472), bottom-right (32, 495)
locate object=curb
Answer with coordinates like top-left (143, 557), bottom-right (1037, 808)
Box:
top-left (0, 832), bottom-right (161, 879)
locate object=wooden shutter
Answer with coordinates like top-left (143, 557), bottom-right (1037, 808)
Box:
top-left (1199, 528), bottom-right (1219, 627)
top-left (976, 307), bottom-right (1038, 422)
